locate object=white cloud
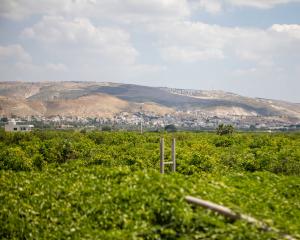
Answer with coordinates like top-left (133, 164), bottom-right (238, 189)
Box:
top-left (0, 0), bottom-right (190, 22)
top-left (150, 21), bottom-right (230, 62)
top-left (161, 46), bottom-right (224, 62)
top-left (151, 21), bottom-right (300, 65)
top-left (15, 62), bottom-right (67, 72)
top-left (22, 16), bottom-right (138, 64)
top-left (0, 44), bottom-right (32, 62)
top-left (0, 60), bottom-right (68, 83)
top-left (0, 45), bottom-right (68, 80)
top-left (12, 15), bottom-right (165, 82)
top-left (191, 0), bottom-right (223, 14)
top-left (270, 24), bottom-right (300, 39)
top-left (130, 64), bottom-right (167, 74)
top-left (45, 63), bottom-right (68, 72)
top-left (0, 0), bottom-right (65, 20)
top-left (189, 0), bottom-right (300, 14)
top-left (233, 67), bottom-right (258, 76)
top-left (1, 0), bottom-right (299, 23)
top-left (105, 0), bottom-right (190, 23)
top-left (227, 0), bottom-right (300, 9)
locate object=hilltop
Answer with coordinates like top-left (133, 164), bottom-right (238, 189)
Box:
top-left (0, 81), bottom-right (299, 121)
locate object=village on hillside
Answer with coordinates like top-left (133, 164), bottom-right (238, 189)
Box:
top-left (1, 109), bottom-right (299, 132)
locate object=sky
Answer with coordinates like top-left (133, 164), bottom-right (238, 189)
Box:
top-left (0, 0), bottom-right (300, 102)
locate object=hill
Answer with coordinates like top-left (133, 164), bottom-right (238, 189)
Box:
top-left (0, 81), bottom-right (299, 120)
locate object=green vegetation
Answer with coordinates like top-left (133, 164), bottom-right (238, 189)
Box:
top-left (101, 125), bottom-right (112, 132)
top-left (0, 129), bottom-right (300, 239)
top-left (216, 124), bottom-right (235, 136)
top-left (164, 124), bottom-right (177, 132)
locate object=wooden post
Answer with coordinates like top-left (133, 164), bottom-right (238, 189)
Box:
top-left (160, 138), bottom-right (164, 174)
top-left (172, 138), bottom-right (176, 172)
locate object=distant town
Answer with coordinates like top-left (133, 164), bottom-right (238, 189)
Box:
top-left (1, 109), bottom-right (300, 132)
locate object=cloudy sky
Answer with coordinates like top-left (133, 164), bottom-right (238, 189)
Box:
top-left (0, 0), bottom-right (300, 102)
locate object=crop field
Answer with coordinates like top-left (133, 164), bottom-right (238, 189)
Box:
top-left (0, 130), bottom-right (300, 239)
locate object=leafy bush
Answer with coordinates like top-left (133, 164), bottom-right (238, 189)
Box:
top-left (0, 130), bottom-right (300, 239)
top-left (0, 164), bottom-right (299, 239)
top-left (0, 147), bottom-right (32, 171)
top-left (32, 153), bottom-right (46, 170)
top-left (165, 124), bottom-right (177, 132)
top-left (189, 152), bottom-right (214, 172)
top-left (216, 124), bottom-right (234, 135)
top-left (102, 125), bottom-right (112, 131)
top-left (214, 136), bottom-right (234, 147)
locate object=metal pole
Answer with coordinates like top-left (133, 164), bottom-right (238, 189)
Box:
top-left (172, 138), bottom-right (176, 172)
top-left (140, 121), bottom-right (143, 134)
top-left (160, 137), bottom-right (164, 174)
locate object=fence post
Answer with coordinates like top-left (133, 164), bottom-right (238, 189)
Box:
top-left (172, 138), bottom-right (176, 172)
top-left (140, 121), bottom-right (143, 134)
top-left (160, 137), bottom-right (164, 174)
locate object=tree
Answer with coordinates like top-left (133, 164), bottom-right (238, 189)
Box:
top-left (1, 117), bottom-right (8, 122)
top-left (216, 124), bottom-right (234, 135)
top-left (102, 126), bottom-right (112, 131)
top-left (165, 124), bottom-right (177, 132)
top-left (0, 146), bottom-right (32, 171)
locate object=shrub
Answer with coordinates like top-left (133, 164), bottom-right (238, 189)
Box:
top-left (216, 124), bottom-right (234, 136)
top-left (165, 124), bottom-right (177, 132)
top-left (214, 136), bottom-right (233, 147)
top-left (0, 147), bottom-right (32, 171)
top-left (189, 152), bottom-right (213, 172)
top-left (102, 126), bottom-right (112, 131)
top-left (32, 153), bottom-right (46, 170)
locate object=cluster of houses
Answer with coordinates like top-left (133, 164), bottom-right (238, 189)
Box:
top-left (4, 119), bottom-right (34, 132)
top-left (2, 110), bottom-right (299, 131)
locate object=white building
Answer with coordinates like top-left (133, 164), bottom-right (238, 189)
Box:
top-left (4, 119), bottom-right (34, 132)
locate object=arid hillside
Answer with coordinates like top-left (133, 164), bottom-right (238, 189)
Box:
top-left (0, 81), bottom-right (299, 119)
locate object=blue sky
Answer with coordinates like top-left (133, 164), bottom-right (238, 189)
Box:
top-left (0, 0), bottom-right (300, 102)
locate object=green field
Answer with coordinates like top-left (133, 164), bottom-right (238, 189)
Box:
top-left (1, 130), bottom-right (300, 239)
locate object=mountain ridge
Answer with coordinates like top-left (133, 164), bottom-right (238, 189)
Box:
top-left (0, 81), bottom-right (299, 120)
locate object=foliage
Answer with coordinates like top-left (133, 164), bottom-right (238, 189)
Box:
top-left (102, 125), bottom-right (112, 131)
top-left (0, 146), bottom-right (32, 171)
top-left (0, 130), bottom-right (300, 239)
top-left (216, 124), bottom-right (235, 136)
top-left (164, 124), bottom-right (177, 132)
